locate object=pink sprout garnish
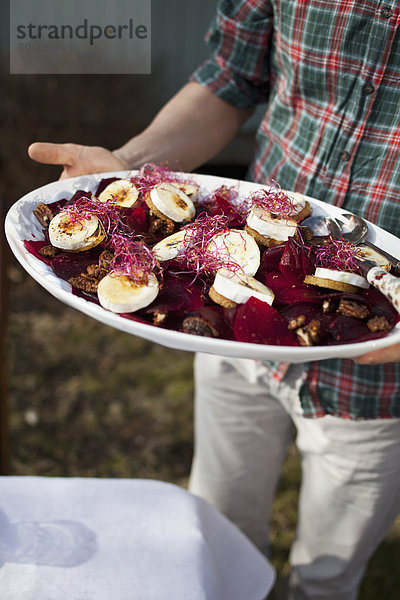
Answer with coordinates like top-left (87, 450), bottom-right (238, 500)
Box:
top-left (199, 184), bottom-right (246, 219)
top-left (248, 184), bottom-right (296, 219)
top-left (314, 238), bottom-right (362, 274)
top-left (172, 212), bottom-right (248, 279)
top-left (130, 163), bottom-right (197, 196)
top-left (110, 234), bottom-right (159, 284)
top-left (65, 194), bottom-right (130, 238)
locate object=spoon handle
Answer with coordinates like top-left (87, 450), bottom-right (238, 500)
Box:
top-left (364, 241), bottom-right (400, 274)
top-left (367, 267), bottom-right (400, 314)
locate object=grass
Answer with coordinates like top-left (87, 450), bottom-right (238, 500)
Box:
top-left (7, 266), bottom-right (195, 483)
top-left (2, 68), bottom-right (400, 598)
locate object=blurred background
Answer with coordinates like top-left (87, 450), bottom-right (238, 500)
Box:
top-left (1, 2), bottom-right (399, 598)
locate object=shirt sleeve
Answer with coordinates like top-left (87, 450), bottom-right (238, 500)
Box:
top-left (190, 0), bottom-right (274, 109)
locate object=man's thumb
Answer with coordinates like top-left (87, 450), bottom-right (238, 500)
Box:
top-left (28, 142), bottom-right (78, 166)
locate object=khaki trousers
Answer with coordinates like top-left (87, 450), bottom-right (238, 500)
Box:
top-left (189, 353), bottom-right (400, 600)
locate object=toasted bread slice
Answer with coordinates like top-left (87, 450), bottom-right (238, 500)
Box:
top-left (209, 286), bottom-right (237, 308)
top-left (304, 274), bottom-right (360, 293)
top-left (244, 225), bottom-right (288, 247)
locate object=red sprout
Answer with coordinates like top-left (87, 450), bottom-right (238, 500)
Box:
top-left (172, 213), bottom-right (249, 278)
top-left (110, 234), bottom-right (159, 284)
top-left (130, 163), bottom-right (198, 196)
top-left (248, 184), bottom-right (296, 219)
top-left (199, 184), bottom-right (246, 219)
top-left (65, 194), bottom-right (131, 238)
top-left (313, 238), bottom-right (363, 274)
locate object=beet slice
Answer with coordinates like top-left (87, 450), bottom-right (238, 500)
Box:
top-left (233, 297), bottom-right (299, 346)
top-left (24, 239), bottom-right (53, 266)
top-left (51, 248), bottom-right (102, 281)
top-left (143, 282), bottom-right (187, 314)
top-left (44, 198), bottom-right (69, 214)
top-left (123, 200), bottom-right (149, 234)
top-left (281, 301), bottom-right (324, 324)
top-left (118, 312), bottom-right (152, 325)
top-left (71, 287), bottom-right (100, 305)
top-left (363, 287), bottom-right (399, 322)
top-left (142, 272), bottom-right (206, 317)
top-left (166, 272), bottom-right (206, 312)
top-left (324, 313), bottom-right (389, 344)
top-left (279, 238), bottom-right (314, 283)
top-left (61, 190), bottom-right (94, 208)
top-left (265, 271), bottom-right (324, 305)
top-left (201, 186), bottom-right (245, 227)
top-left (257, 245), bottom-right (286, 278)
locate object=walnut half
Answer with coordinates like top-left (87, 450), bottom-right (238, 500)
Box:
top-left (182, 316), bottom-right (219, 338)
top-left (367, 316), bottom-right (392, 332)
top-left (296, 319), bottom-right (321, 346)
top-left (38, 244), bottom-right (59, 259)
top-left (33, 203), bottom-right (54, 228)
top-left (68, 274), bottom-right (99, 293)
top-left (337, 299), bottom-right (370, 319)
top-left (288, 315), bottom-right (306, 330)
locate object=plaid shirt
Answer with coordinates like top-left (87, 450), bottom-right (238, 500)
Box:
top-left (191, 0), bottom-right (400, 419)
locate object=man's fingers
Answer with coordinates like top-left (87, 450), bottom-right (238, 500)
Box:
top-left (28, 142), bottom-right (124, 178)
top-left (28, 142), bottom-right (79, 166)
top-left (354, 341), bottom-right (400, 364)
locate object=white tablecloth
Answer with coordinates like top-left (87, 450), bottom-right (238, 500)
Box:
top-left (0, 477), bottom-right (275, 600)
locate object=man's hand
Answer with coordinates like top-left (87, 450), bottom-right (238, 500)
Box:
top-left (354, 342), bottom-right (400, 365)
top-left (28, 142), bottom-right (127, 179)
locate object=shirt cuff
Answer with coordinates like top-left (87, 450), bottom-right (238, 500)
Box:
top-left (190, 58), bottom-right (269, 110)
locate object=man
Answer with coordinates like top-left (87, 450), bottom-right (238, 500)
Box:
top-left (28, 2), bottom-right (400, 598)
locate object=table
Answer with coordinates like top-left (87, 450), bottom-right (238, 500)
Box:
top-left (0, 477), bottom-right (275, 599)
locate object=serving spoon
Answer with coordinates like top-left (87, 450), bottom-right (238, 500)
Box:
top-left (301, 212), bottom-right (400, 315)
top-left (302, 212), bottom-right (400, 274)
